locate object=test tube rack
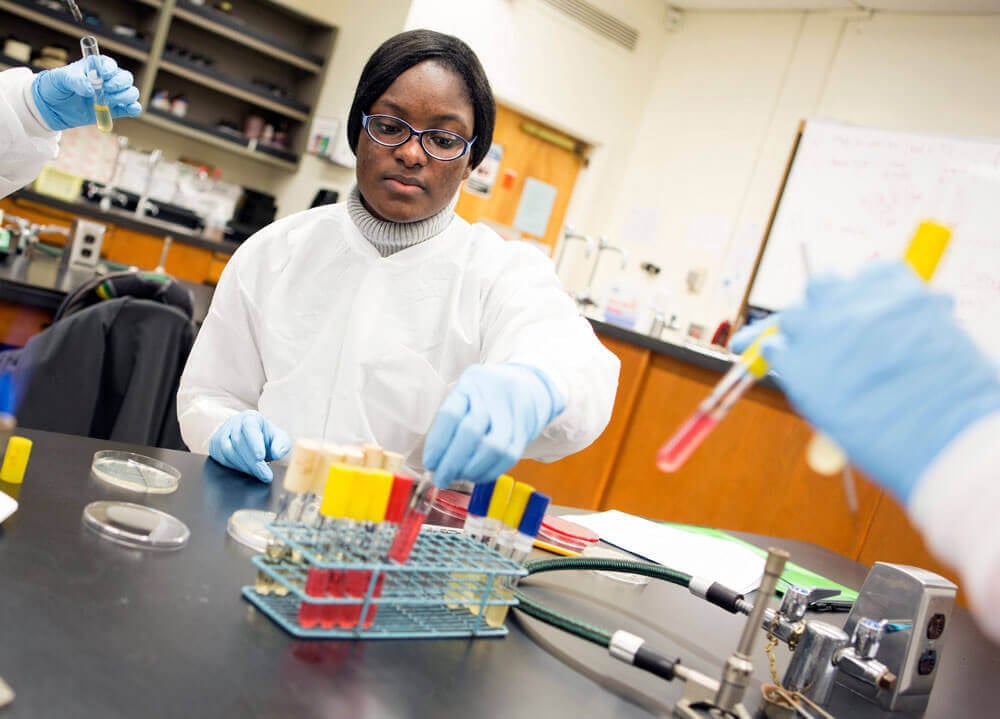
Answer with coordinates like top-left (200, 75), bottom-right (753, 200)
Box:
top-left (242, 523), bottom-right (527, 639)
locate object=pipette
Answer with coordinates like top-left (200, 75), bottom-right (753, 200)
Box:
top-left (656, 325), bottom-right (776, 472)
top-left (80, 36), bottom-right (113, 133)
top-left (62, 0), bottom-right (83, 23)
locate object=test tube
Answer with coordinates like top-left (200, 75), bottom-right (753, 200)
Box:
top-left (484, 491), bottom-right (550, 628)
top-left (655, 325), bottom-right (777, 473)
top-left (363, 473), bottom-right (415, 628)
top-left (80, 36), bottom-right (112, 133)
top-left (445, 480), bottom-right (496, 609)
top-left (254, 439), bottom-right (320, 596)
top-left (387, 475), bottom-right (438, 563)
top-left (481, 474), bottom-right (514, 546)
top-left (322, 469), bottom-right (372, 629)
top-left (343, 470), bottom-right (393, 628)
top-left (297, 465), bottom-right (353, 628)
top-left (362, 444), bottom-right (384, 469)
top-left (382, 451), bottom-right (405, 472)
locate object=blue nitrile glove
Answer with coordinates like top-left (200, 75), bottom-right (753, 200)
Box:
top-left (423, 363), bottom-right (567, 488)
top-left (729, 315), bottom-right (778, 354)
top-left (31, 56), bottom-right (141, 131)
top-left (208, 410), bottom-right (292, 483)
top-left (757, 261), bottom-right (1000, 503)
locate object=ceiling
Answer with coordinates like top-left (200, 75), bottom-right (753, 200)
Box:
top-left (670, 0), bottom-right (1000, 11)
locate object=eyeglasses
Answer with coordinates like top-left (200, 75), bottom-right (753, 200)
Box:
top-left (361, 112), bottom-right (476, 161)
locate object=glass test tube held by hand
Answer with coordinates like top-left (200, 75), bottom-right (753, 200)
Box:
top-left (80, 36), bottom-right (112, 133)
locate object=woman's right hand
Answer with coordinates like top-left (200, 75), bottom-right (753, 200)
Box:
top-left (208, 410), bottom-right (291, 483)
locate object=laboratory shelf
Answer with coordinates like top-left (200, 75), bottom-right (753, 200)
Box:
top-left (0, 0), bottom-right (152, 62)
top-left (243, 528), bottom-right (527, 640)
top-left (139, 108), bottom-right (299, 171)
top-left (172, 0), bottom-right (324, 74)
top-left (0, 53), bottom-right (30, 69)
top-left (159, 53), bottom-right (310, 121)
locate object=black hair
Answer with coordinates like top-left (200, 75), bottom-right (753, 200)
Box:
top-left (347, 29), bottom-right (496, 170)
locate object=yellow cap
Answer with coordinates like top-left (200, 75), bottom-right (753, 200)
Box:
top-left (486, 473), bottom-right (514, 520)
top-left (502, 481), bottom-right (534, 529)
top-left (0, 436), bottom-right (32, 485)
top-left (365, 470), bottom-right (394, 522)
top-left (346, 468), bottom-right (372, 521)
top-left (320, 465), bottom-right (354, 519)
top-left (282, 438), bottom-right (321, 493)
top-left (904, 220), bottom-right (952, 282)
top-left (740, 324), bottom-right (779, 379)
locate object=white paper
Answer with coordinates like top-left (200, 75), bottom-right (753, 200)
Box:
top-left (513, 177), bottom-right (558, 237)
top-left (562, 510), bottom-right (764, 593)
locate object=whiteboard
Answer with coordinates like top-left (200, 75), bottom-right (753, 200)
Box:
top-left (747, 119), bottom-right (1000, 360)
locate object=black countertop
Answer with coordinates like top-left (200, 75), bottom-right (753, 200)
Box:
top-left (10, 189), bottom-right (237, 255)
top-left (0, 429), bottom-right (995, 718)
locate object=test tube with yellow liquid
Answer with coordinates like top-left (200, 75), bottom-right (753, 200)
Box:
top-left (80, 36), bottom-right (113, 133)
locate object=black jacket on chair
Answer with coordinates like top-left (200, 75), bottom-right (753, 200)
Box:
top-left (4, 297), bottom-right (196, 449)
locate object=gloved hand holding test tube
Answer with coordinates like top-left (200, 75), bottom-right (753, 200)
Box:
top-left (659, 220), bottom-right (953, 478)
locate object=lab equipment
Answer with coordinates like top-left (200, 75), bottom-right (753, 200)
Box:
top-left (534, 514), bottom-right (599, 556)
top-left (90, 450), bottom-right (181, 494)
top-left (297, 464), bottom-right (353, 628)
top-left (423, 364), bottom-right (566, 487)
top-left (574, 235), bottom-right (628, 309)
top-left (656, 325), bottom-right (776, 472)
top-left (835, 563), bottom-right (957, 713)
top-left (226, 509), bottom-right (275, 553)
top-left (82, 501), bottom-right (189, 550)
top-left (342, 470), bottom-right (393, 627)
top-left (459, 480), bottom-right (495, 542)
top-left (425, 489), bottom-right (469, 529)
top-left (208, 410), bottom-right (291, 483)
top-left (362, 473), bottom-right (414, 628)
top-left (80, 37), bottom-right (112, 133)
top-left (61, 0), bottom-right (83, 23)
top-left (387, 476), bottom-right (438, 562)
top-left (553, 224), bottom-right (594, 276)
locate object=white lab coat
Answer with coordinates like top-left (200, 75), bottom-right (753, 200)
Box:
top-left (177, 202), bottom-right (620, 472)
top-left (0, 68), bottom-right (59, 199)
top-left (910, 411), bottom-right (1000, 643)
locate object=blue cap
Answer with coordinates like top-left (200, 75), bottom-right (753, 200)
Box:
top-left (518, 492), bottom-right (550, 538)
top-left (468, 480), bottom-right (495, 518)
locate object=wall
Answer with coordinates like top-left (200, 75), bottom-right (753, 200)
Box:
top-left (593, 10), bottom-right (1000, 339)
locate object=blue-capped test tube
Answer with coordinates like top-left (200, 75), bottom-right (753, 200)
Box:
top-left (80, 36), bottom-right (112, 132)
top-left (484, 491), bottom-right (550, 627)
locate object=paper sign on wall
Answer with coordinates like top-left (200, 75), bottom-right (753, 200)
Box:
top-left (465, 142), bottom-right (503, 197)
top-left (513, 177), bottom-right (557, 237)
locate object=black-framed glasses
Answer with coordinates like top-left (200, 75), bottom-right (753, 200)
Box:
top-left (361, 112), bottom-right (476, 161)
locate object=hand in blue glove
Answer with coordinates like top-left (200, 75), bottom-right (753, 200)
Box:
top-left (757, 261), bottom-right (1000, 503)
top-left (31, 55), bottom-right (141, 131)
top-left (423, 363), bottom-right (566, 488)
top-left (209, 410), bottom-right (292, 483)
top-left (729, 315), bottom-right (778, 354)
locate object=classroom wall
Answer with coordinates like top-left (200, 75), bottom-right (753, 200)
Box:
top-left (590, 10), bottom-right (1000, 340)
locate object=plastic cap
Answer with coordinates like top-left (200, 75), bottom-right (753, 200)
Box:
top-left (0, 436), bottom-right (31, 485)
top-left (342, 447), bottom-right (364, 467)
top-left (362, 444), bottom-right (383, 468)
top-left (518, 492), bottom-right (550, 538)
top-left (320, 465), bottom-right (354, 518)
top-left (346, 469), bottom-right (372, 521)
top-left (741, 324), bottom-right (778, 379)
top-left (365, 470), bottom-right (394, 522)
top-left (385, 474), bottom-right (415, 523)
top-left (382, 450), bottom-right (405, 472)
top-left (283, 438), bottom-right (321, 493)
top-left (486, 474), bottom-right (514, 520)
top-left (502, 481), bottom-right (534, 529)
top-left (468, 480), bottom-right (495, 518)
top-left (905, 220), bottom-right (951, 282)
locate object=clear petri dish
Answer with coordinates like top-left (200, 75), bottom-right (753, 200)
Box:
top-left (535, 515), bottom-right (600, 555)
top-left (426, 489), bottom-right (469, 529)
top-left (582, 544), bottom-right (651, 586)
top-left (227, 509), bottom-right (275, 553)
top-left (91, 450), bottom-right (181, 494)
top-left (82, 501), bottom-right (189, 550)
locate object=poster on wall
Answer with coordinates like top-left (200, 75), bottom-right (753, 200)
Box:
top-left (464, 142), bottom-right (503, 197)
top-left (513, 177), bottom-right (557, 238)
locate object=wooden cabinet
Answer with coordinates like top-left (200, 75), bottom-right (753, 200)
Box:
top-left (513, 326), bottom-right (965, 602)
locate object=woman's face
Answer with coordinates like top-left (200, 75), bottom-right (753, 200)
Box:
top-left (356, 60), bottom-right (475, 223)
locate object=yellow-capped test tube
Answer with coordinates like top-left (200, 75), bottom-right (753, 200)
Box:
top-left (80, 36), bottom-right (112, 133)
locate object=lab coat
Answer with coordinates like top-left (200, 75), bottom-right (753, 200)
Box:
top-left (177, 202), bottom-right (620, 472)
top-left (0, 68), bottom-right (59, 199)
top-left (909, 411), bottom-right (1000, 643)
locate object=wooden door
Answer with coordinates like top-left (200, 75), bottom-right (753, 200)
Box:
top-left (455, 104), bottom-right (586, 254)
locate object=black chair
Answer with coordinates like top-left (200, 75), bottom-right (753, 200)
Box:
top-left (53, 270), bottom-right (195, 323)
top-left (3, 297), bottom-right (196, 449)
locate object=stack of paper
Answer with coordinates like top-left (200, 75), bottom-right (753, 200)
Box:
top-left (563, 510), bottom-right (764, 594)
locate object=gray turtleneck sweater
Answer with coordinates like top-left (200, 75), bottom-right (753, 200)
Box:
top-left (347, 185), bottom-right (459, 257)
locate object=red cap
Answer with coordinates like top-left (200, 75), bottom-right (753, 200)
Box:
top-left (385, 474), bottom-right (415, 523)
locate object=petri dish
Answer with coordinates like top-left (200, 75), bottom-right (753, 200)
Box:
top-left (82, 501), bottom-right (189, 550)
top-left (535, 515), bottom-right (600, 555)
top-left (91, 450), bottom-right (181, 494)
top-left (227, 509), bottom-right (275, 553)
top-left (426, 489), bottom-right (469, 529)
top-left (582, 544), bottom-right (651, 586)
